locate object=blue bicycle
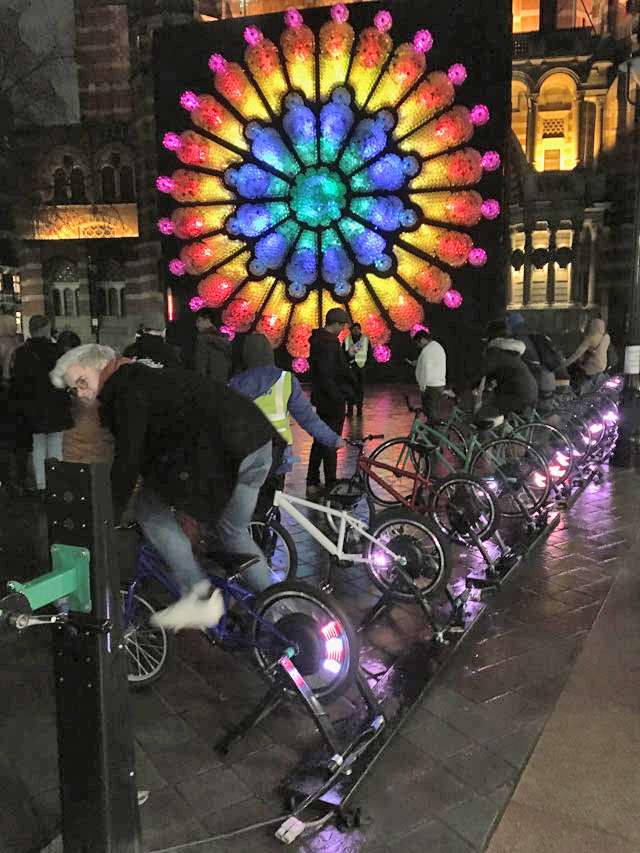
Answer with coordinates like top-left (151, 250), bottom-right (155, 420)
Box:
top-left (120, 534), bottom-right (359, 702)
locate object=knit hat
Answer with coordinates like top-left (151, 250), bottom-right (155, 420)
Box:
top-left (506, 311), bottom-right (525, 330)
top-left (243, 333), bottom-right (275, 368)
top-left (29, 315), bottom-right (50, 337)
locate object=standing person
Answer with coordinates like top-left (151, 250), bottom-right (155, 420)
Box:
top-left (50, 345), bottom-right (284, 630)
top-left (229, 333), bottom-right (345, 512)
top-left (306, 307), bottom-right (354, 497)
top-left (123, 318), bottom-right (180, 368)
top-left (565, 316), bottom-right (610, 393)
top-left (194, 307), bottom-right (232, 383)
top-left (10, 316), bottom-right (72, 493)
top-left (343, 322), bottom-right (369, 417)
top-left (411, 329), bottom-right (447, 421)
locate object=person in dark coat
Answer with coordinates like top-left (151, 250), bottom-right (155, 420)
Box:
top-left (11, 316), bottom-right (72, 492)
top-left (194, 307), bottom-right (232, 383)
top-left (123, 318), bottom-right (180, 368)
top-left (506, 312), bottom-right (556, 399)
top-left (50, 344), bottom-right (283, 631)
top-left (482, 322), bottom-right (538, 416)
top-left (306, 307), bottom-right (355, 497)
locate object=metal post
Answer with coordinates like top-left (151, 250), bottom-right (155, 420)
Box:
top-left (47, 460), bottom-right (141, 852)
top-left (611, 63), bottom-right (640, 466)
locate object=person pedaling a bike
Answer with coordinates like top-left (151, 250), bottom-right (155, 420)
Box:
top-left (50, 344), bottom-right (286, 632)
top-left (229, 333), bottom-right (346, 515)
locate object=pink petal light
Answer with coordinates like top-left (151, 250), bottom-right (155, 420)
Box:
top-left (220, 325), bottom-right (236, 341)
top-left (470, 104), bottom-right (490, 126)
top-left (444, 289), bottom-right (463, 309)
top-left (469, 247), bottom-right (488, 267)
top-left (374, 10), bottom-right (392, 31)
top-left (292, 357), bottom-right (309, 373)
top-left (169, 259), bottom-right (185, 276)
top-left (481, 150), bottom-right (501, 171)
top-left (447, 64), bottom-right (467, 86)
top-left (411, 323), bottom-right (430, 337)
top-left (180, 91), bottom-right (200, 110)
top-left (285, 8), bottom-right (303, 27)
top-left (244, 26), bottom-right (262, 46)
top-left (481, 199), bottom-right (500, 220)
top-left (189, 296), bottom-right (205, 312)
top-left (331, 3), bottom-right (349, 22)
top-left (413, 29), bottom-right (433, 53)
top-left (374, 344), bottom-right (391, 363)
top-left (208, 53), bottom-right (227, 73)
top-left (157, 218), bottom-right (174, 235)
top-left (156, 176), bottom-right (174, 193)
top-left (162, 132), bottom-right (181, 151)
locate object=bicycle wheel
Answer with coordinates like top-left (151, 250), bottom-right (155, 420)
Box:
top-left (364, 438), bottom-right (431, 507)
top-left (428, 473), bottom-right (501, 543)
top-left (511, 422), bottom-right (573, 488)
top-left (324, 478), bottom-right (374, 537)
top-left (469, 437), bottom-right (550, 518)
top-left (251, 580), bottom-right (358, 702)
top-left (120, 588), bottom-right (169, 688)
top-left (544, 408), bottom-right (592, 468)
top-left (249, 518), bottom-right (298, 583)
top-left (364, 508), bottom-right (451, 601)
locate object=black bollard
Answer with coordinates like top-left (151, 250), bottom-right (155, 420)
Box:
top-left (46, 461), bottom-right (141, 853)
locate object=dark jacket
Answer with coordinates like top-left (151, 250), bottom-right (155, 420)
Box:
top-left (123, 333), bottom-right (180, 368)
top-left (485, 337), bottom-right (538, 414)
top-left (10, 338), bottom-right (72, 434)
top-left (195, 331), bottom-right (232, 383)
top-left (512, 327), bottom-right (555, 395)
top-left (98, 362), bottom-right (282, 521)
top-left (308, 328), bottom-right (356, 412)
top-left (229, 365), bottom-right (342, 473)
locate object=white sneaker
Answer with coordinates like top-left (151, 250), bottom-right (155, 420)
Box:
top-left (150, 582), bottom-right (224, 632)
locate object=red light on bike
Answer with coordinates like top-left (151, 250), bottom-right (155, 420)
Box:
top-left (533, 472), bottom-right (547, 489)
top-left (321, 621), bottom-right (339, 640)
top-left (549, 464), bottom-right (566, 480)
top-left (555, 452), bottom-right (570, 467)
top-left (588, 422), bottom-right (603, 434)
top-left (324, 659), bottom-right (342, 674)
top-left (279, 655), bottom-right (306, 688)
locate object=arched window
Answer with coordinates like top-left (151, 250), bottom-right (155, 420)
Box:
top-left (101, 166), bottom-right (116, 203)
top-left (511, 81), bottom-right (529, 155)
top-left (53, 289), bottom-right (62, 316)
top-left (63, 288), bottom-right (75, 316)
top-left (120, 166), bottom-right (135, 202)
top-left (119, 288), bottom-right (126, 317)
top-left (70, 168), bottom-right (86, 204)
top-left (96, 287), bottom-right (107, 316)
top-left (536, 73), bottom-right (577, 171)
top-left (53, 169), bottom-right (68, 204)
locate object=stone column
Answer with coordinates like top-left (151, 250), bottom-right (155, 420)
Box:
top-left (574, 92), bottom-right (584, 168)
top-left (587, 226), bottom-right (597, 306)
top-left (594, 95), bottom-right (605, 158)
top-left (523, 224), bottom-right (533, 306)
top-left (569, 218), bottom-right (584, 303)
top-left (526, 95), bottom-right (538, 165)
top-left (546, 223), bottom-right (558, 305)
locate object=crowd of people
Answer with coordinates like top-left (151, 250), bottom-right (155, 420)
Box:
top-left (0, 304), bottom-right (612, 629)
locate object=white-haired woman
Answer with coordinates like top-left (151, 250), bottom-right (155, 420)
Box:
top-left (51, 344), bottom-right (283, 631)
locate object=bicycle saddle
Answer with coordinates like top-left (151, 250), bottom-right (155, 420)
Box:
top-left (474, 414), bottom-right (505, 430)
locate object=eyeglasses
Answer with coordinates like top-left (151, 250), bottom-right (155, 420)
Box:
top-left (67, 376), bottom-right (89, 395)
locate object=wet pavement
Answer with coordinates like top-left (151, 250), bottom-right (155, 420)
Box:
top-left (0, 384), bottom-right (636, 853)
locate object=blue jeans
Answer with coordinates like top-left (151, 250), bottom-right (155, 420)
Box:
top-left (136, 441), bottom-right (274, 594)
top-left (32, 432), bottom-right (64, 491)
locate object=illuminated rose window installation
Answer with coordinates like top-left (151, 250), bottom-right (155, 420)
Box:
top-left (157, 5), bottom-right (500, 357)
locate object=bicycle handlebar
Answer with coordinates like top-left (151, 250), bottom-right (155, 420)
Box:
top-left (345, 433), bottom-right (384, 447)
top-left (404, 395), bottom-right (423, 415)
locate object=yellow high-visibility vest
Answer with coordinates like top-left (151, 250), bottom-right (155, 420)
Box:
top-left (344, 335), bottom-right (369, 367)
top-left (254, 370), bottom-right (293, 445)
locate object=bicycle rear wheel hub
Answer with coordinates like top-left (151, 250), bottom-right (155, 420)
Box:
top-left (274, 613), bottom-right (324, 676)
top-left (386, 535), bottom-right (428, 580)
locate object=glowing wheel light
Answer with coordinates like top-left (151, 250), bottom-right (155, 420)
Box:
top-left (159, 6), bottom-right (499, 355)
top-left (533, 472), bottom-right (548, 489)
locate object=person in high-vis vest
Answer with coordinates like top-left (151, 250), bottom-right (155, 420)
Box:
top-left (229, 334), bottom-right (345, 512)
top-left (343, 322), bottom-right (369, 417)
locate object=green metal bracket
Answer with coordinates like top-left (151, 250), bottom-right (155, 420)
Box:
top-left (7, 544), bottom-right (92, 614)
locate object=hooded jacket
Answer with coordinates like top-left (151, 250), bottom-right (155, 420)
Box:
top-left (566, 319), bottom-right (610, 376)
top-left (485, 337), bottom-right (538, 413)
top-left (229, 365), bottom-right (342, 473)
top-left (194, 330), bottom-right (232, 384)
top-left (98, 361), bottom-right (282, 521)
top-left (308, 328), bottom-right (356, 411)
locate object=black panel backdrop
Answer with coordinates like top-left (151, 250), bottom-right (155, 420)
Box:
top-left (153, 0), bottom-right (511, 386)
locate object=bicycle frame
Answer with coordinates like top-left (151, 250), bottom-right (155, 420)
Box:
top-left (272, 491), bottom-right (405, 567)
top-left (123, 540), bottom-right (290, 651)
top-left (357, 450), bottom-right (432, 511)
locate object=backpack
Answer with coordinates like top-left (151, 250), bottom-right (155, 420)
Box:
top-left (530, 333), bottom-right (562, 373)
